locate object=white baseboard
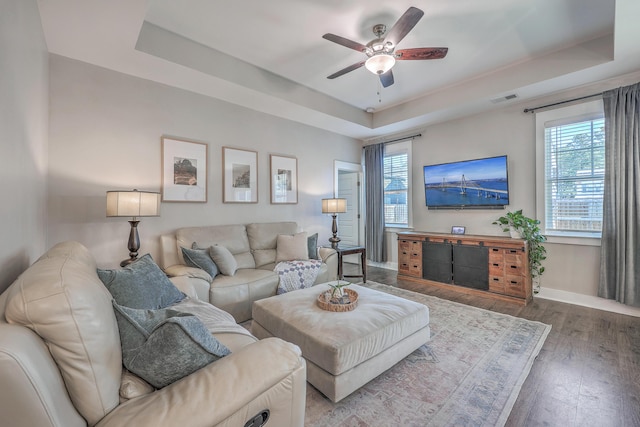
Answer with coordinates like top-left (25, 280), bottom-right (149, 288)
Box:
top-left (359, 261), bottom-right (640, 318)
top-left (535, 287), bottom-right (640, 318)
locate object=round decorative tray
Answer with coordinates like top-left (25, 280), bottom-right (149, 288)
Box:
top-left (317, 288), bottom-right (359, 312)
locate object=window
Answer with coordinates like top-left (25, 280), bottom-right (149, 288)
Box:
top-left (383, 141), bottom-right (411, 227)
top-left (536, 100), bottom-right (604, 243)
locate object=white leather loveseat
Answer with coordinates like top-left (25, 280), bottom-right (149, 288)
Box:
top-left (0, 241), bottom-right (306, 427)
top-left (160, 222), bottom-right (338, 322)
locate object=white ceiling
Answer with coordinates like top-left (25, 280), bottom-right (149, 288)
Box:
top-left (37, 0), bottom-right (640, 140)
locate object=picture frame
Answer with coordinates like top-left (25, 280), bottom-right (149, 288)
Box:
top-left (161, 136), bottom-right (208, 203)
top-left (270, 154), bottom-right (298, 204)
top-left (222, 147), bottom-right (258, 203)
top-left (451, 226), bottom-right (466, 235)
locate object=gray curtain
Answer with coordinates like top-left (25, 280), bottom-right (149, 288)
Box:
top-left (364, 143), bottom-right (386, 263)
top-left (599, 82), bottom-right (640, 307)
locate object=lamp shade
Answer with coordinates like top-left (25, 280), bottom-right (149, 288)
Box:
top-left (322, 198), bottom-right (347, 214)
top-left (365, 54), bottom-right (396, 75)
top-left (106, 190), bottom-right (160, 217)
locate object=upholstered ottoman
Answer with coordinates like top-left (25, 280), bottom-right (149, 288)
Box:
top-left (251, 283), bottom-right (430, 402)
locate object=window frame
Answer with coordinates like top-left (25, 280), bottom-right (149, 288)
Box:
top-left (383, 140), bottom-right (412, 229)
top-left (535, 99), bottom-right (604, 246)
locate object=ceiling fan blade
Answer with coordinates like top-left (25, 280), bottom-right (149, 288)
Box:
top-left (322, 33), bottom-right (367, 52)
top-left (384, 7), bottom-right (424, 47)
top-left (327, 60), bottom-right (366, 79)
top-left (396, 47), bottom-right (448, 60)
top-left (379, 70), bottom-right (394, 88)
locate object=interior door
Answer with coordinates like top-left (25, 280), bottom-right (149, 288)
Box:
top-left (337, 171), bottom-right (359, 246)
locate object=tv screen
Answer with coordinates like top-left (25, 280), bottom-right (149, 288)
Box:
top-left (423, 155), bottom-right (509, 209)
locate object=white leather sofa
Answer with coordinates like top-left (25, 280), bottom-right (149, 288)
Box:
top-left (0, 241), bottom-right (306, 427)
top-left (160, 222), bottom-right (338, 322)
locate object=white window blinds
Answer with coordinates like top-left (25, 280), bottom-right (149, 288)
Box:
top-left (383, 151), bottom-right (408, 226)
top-left (544, 115), bottom-right (605, 235)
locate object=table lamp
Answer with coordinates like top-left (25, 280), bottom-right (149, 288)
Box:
top-left (322, 198), bottom-right (347, 248)
top-left (106, 189), bottom-right (160, 267)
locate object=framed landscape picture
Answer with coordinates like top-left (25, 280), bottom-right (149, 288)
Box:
top-left (223, 147), bottom-right (258, 203)
top-left (270, 154), bottom-right (298, 204)
top-left (161, 136), bottom-right (207, 202)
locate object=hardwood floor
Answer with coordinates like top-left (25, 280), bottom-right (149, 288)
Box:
top-left (343, 263), bottom-right (640, 427)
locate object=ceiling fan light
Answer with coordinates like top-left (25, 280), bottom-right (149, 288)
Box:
top-left (365, 54), bottom-right (396, 75)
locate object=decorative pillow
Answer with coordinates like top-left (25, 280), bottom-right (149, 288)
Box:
top-left (98, 254), bottom-right (185, 309)
top-left (307, 233), bottom-right (319, 260)
top-left (208, 245), bottom-right (238, 276)
top-left (113, 302), bottom-right (231, 389)
top-left (181, 245), bottom-right (219, 278)
top-left (276, 232), bottom-right (309, 262)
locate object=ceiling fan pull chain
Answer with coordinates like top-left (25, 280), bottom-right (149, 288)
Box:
top-left (377, 79), bottom-right (382, 104)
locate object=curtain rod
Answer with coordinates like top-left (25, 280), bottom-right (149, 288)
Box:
top-left (523, 93), bottom-right (602, 114)
top-left (364, 133), bottom-right (422, 147)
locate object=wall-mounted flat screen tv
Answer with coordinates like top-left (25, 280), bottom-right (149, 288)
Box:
top-left (423, 155), bottom-right (509, 209)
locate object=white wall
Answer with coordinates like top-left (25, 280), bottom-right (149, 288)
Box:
top-left (0, 0), bottom-right (48, 293)
top-left (48, 56), bottom-right (362, 268)
top-left (395, 71), bottom-right (640, 300)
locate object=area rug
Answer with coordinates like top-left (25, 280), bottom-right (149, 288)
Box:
top-left (304, 281), bottom-right (551, 427)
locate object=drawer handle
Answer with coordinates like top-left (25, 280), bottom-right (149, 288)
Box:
top-left (402, 251), bottom-right (407, 255)
top-left (510, 280), bottom-right (518, 284)
top-left (412, 265), bottom-right (418, 268)
top-left (492, 278), bottom-right (500, 282)
top-left (510, 265), bottom-right (518, 269)
top-left (492, 263), bottom-right (499, 267)
top-left (509, 250), bottom-right (517, 254)
top-left (492, 248), bottom-right (499, 252)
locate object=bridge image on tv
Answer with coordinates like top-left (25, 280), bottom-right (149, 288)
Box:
top-left (423, 156), bottom-right (509, 207)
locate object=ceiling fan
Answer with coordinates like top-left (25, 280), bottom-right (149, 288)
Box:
top-left (322, 6), bottom-right (448, 88)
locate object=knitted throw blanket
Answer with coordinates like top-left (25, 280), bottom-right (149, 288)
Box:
top-left (274, 259), bottom-right (323, 294)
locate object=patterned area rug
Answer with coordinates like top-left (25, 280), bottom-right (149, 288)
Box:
top-left (304, 281), bottom-right (551, 427)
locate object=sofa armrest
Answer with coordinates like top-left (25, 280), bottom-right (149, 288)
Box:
top-left (164, 264), bottom-right (213, 282)
top-left (96, 338), bottom-right (306, 427)
top-left (319, 247), bottom-right (338, 281)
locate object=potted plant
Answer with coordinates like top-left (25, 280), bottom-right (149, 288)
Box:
top-left (493, 210), bottom-right (547, 292)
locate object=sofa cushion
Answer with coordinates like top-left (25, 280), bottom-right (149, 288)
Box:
top-left (120, 370), bottom-right (155, 401)
top-left (246, 222), bottom-right (298, 267)
top-left (113, 302), bottom-right (231, 389)
top-left (209, 245), bottom-right (238, 276)
top-left (276, 232), bottom-right (309, 263)
top-left (307, 233), bottom-right (319, 260)
top-left (98, 254), bottom-right (185, 309)
top-left (181, 245), bottom-right (219, 278)
top-left (4, 241), bottom-right (121, 426)
top-left (176, 224), bottom-right (255, 269)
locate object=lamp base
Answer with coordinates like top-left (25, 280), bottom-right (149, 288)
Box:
top-left (120, 219), bottom-right (140, 268)
top-left (328, 236), bottom-right (341, 249)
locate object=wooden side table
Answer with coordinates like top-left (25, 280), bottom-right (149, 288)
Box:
top-left (329, 245), bottom-right (366, 283)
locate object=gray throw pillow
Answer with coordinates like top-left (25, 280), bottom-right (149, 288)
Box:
top-left (307, 233), bottom-right (319, 260)
top-left (208, 245), bottom-right (238, 276)
top-left (181, 245), bottom-right (219, 278)
top-left (98, 254), bottom-right (185, 309)
top-left (113, 301), bottom-right (231, 389)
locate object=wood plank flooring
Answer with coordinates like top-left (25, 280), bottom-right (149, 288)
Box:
top-left (343, 263), bottom-right (640, 427)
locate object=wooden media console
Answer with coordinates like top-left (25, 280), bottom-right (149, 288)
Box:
top-left (397, 232), bottom-right (532, 305)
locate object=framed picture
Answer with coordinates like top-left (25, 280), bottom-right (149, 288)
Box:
top-left (161, 136), bottom-right (207, 202)
top-left (223, 147), bottom-right (258, 203)
top-left (451, 226), bottom-right (466, 235)
top-left (270, 155), bottom-right (298, 204)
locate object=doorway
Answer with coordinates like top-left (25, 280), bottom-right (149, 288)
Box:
top-left (335, 160), bottom-right (363, 263)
